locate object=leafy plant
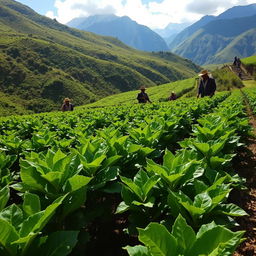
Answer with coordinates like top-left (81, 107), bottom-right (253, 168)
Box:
top-left (125, 215), bottom-right (245, 256)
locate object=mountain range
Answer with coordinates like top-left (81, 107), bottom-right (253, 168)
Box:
top-left (0, 0), bottom-right (199, 115)
top-left (154, 22), bottom-right (192, 45)
top-left (67, 15), bottom-right (169, 52)
top-left (170, 4), bottom-right (256, 65)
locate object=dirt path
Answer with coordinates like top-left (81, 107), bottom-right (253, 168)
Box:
top-left (232, 96), bottom-right (256, 256)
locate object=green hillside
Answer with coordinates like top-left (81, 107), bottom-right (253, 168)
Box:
top-left (0, 0), bottom-right (200, 115)
top-left (242, 55), bottom-right (256, 79)
top-left (84, 78), bottom-right (197, 107)
top-left (84, 68), bottom-right (243, 108)
top-left (173, 15), bottom-right (256, 65)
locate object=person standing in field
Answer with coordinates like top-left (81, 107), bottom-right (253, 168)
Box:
top-left (168, 91), bottom-right (177, 101)
top-left (61, 98), bottom-right (74, 111)
top-left (137, 86), bottom-right (152, 103)
top-left (197, 70), bottom-right (216, 98)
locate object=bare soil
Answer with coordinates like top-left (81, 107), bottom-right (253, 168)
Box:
top-left (232, 99), bottom-right (256, 256)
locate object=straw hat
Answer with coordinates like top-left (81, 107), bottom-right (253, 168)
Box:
top-left (198, 70), bottom-right (210, 76)
top-left (140, 86), bottom-right (146, 90)
top-left (63, 98), bottom-right (71, 103)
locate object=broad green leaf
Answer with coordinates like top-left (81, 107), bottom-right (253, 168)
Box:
top-left (41, 172), bottom-right (63, 191)
top-left (211, 142), bottom-right (225, 155)
top-left (138, 222), bottom-right (178, 256)
top-left (171, 215), bottom-right (196, 253)
top-left (167, 192), bottom-right (192, 220)
top-left (210, 156), bottom-right (228, 168)
top-left (146, 159), bottom-right (168, 176)
top-left (19, 195), bottom-right (66, 240)
top-left (38, 231), bottom-right (79, 256)
top-left (0, 185), bottom-right (10, 211)
top-left (52, 149), bottom-right (66, 166)
top-left (64, 175), bottom-right (92, 193)
top-left (0, 204), bottom-right (23, 230)
top-left (193, 193), bottom-right (212, 210)
top-left (120, 176), bottom-right (143, 201)
top-left (61, 187), bottom-right (87, 218)
top-left (139, 147), bottom-right (155, 156)
top-left (124, 245), bottom-right (150, 256)
top-left (134, 170), bottom-right (149, 187)
top-left (163, 149), bottom-right (175, 168)
top-left (193, 143), bottom-right (210, 156)
top-left (196, 222), bottom-right (217, 238)
top-left (19, 212), bottom-right (45, 238)
top-left (215, 203), bottom-right (248, 217)
top-left (142, 176), bottom-right (160, 197)
top-left (20, 161), bottom-right (47, 192)
top-left (188, 226), bottom-right (244, 256)
top-left (102, 155), bottom-right (122, 168)
top-left (0, 219), bottom-right (19, 255)
top-left (115, 201), bottom-right (130, 214)
top-left (23, 193), bottom-right (41, 216)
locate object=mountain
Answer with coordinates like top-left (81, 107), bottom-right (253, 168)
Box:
top-left (154, 22), bottom-right (191, 44)
top-left (0, 0), bottom-right (200, 115)
top-left (217, 4), bottom-right (256, 20)
top-left (170, 4), bottom-right (256, 65)
top-left (67, 15), bottom-right (169, 52)
top-left (169, 15), bottom-right (215, 50)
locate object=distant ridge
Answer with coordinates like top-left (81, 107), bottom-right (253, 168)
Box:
top-left (169, 4), bottom-right (256, 65)
top-left (67, 14), bottom-right (169, 52)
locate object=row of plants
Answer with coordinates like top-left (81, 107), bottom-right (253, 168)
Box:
top-left (242, 87), bottom-right (256, 112)
top-left (0, 92), bottom-right (248, 255)
top-left (123, 91), bottom-right (250, 255)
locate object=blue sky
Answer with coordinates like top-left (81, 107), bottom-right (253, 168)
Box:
top-left (18, 0), bottom-right (57, 15)
top-left (16, 0), bottom-right (256, 29)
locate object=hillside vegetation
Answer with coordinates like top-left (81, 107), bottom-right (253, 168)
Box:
top-left (84, 67), bottom-right (244, 108)
top-left (84, 78), bottom-right (197, 108)
top-left (242, 56), bottom-right (256, 79)
top-left (170, 4), bottom-right (256, 65)
top-left (0, 0), bottom-right (200, 114)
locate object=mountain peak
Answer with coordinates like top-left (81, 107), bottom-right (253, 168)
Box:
top-left (68, 14), bottom-right (169, 51)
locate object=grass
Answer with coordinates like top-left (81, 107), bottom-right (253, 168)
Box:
top-left (83, 78), bottom-right (199, 108)
top-left (243, 80), bottom-right (256, 88)
top-left (242, 56), bottom-right (256, 66)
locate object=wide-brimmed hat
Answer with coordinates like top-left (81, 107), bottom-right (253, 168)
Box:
top-left (63, 97), bottom-right (71, 103)
top-left (140, 86), bottom-right (146, 90)
top-left (198, 70), bottom-right (210, 76)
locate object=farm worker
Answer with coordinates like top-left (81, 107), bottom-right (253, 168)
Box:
top-left (168, 91), bottom-right (177, 101)
top-left (137, 86), bottom-right (152, 103)
top-left (61, 98), bottom-right (74, 111)
top-left (197, 70), bottom-right (216, 98)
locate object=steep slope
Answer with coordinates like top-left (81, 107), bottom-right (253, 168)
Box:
top-left (173, 15), bottom-right (256, 65)
top-left (209, 29), bottom-right (256, 64)
top-left (169, 3), bottom-right (256, 51)
top-left (67, 14), bottom-right (169, 52)
top-left (0, 0), bottom-right (200, 114)
top-left (169, 15), bottom-right (215, 50)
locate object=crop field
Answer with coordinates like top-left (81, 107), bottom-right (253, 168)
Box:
top-left (0, 90), bottom-right (255, 255)
top-left (84, 78), bottom-right (197, 108)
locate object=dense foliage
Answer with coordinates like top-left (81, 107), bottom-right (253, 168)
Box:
top-left (0, 91), bottom-right (250, 255)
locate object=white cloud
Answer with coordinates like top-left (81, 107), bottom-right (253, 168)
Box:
top-left (45, 10), bottom-right (56, 19)
top-left (46, 0), bottom-right (256, 29)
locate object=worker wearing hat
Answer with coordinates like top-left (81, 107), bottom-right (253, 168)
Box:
top-left (197, 70), bottom-right (216, 98)
top-left (137, 86), bottom-right (152, 103)
top-left (61, 98), bottom-right (74, 111)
